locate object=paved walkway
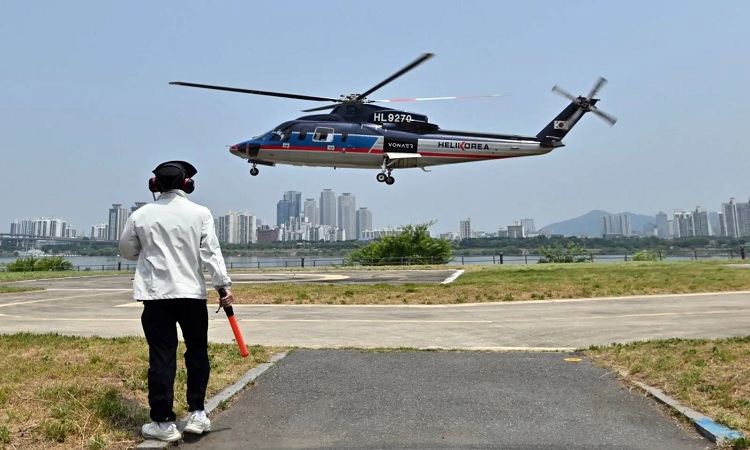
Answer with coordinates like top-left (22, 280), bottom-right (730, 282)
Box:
top-left (177, 350), bottom-right (709, 449)
top-left (1, 274), bottom-right (749, 349)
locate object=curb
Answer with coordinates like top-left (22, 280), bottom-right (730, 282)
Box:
top-left (620, 371), bottom-right (744, 445)
top-left (137, 351), bottom-right (288, 449)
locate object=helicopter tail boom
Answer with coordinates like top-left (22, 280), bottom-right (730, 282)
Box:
top-left (536, 100), bottom-right (594, 146)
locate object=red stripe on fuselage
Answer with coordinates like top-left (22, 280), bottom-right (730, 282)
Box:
top-left (261, 145), bottom-right (519, 159)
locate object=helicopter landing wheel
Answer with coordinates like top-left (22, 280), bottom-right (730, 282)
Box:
top-left (376, 173), bottom-right (387, 183)
top-left (385, 176), bottom-right (395, 185)
top-left (250, 167), bottom-right (259, 176)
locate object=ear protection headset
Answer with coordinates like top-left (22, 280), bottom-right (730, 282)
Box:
top-left (148, 161), bottom-right (196, 194)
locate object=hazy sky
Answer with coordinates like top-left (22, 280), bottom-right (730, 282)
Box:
top-left (1, 1), bottom-right (749, 235)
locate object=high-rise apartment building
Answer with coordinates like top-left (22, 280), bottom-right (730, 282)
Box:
top-left (459, 218), bottom-right (471, 240)
top-left (737, 199), bottom-right (750, 238)
top-left (722, 198), bottom-right (740, 238)
top-left (718, 212), bottom-right (726, 237)
top-left (304, 198), bottom-right (319, 226)
top-left (692, 206), bottom-right (711, 237)
top-left (355, 207), bottom-right (373, 240)
top-left (673, 210), bottom-right (694, 238)
top-left (107, 204), bottom-right (129, 241)
top-left (91, 223), bottom-right (109, 240)
top-left (519, 219), bottom-right (535, 234)
top-left (10, 217), bottom-right (73, 238)
top-left (276, 190), bottom-right (301, 226)
top-left (320, 189), bottom-right (336, 227)
top-left (507, 222), bottom-right (525, 238)
top-left (337, 193), bottom-right (356, 241)
top-left (601, 213), bottom-right (631, 236)
top-left (216, 210), bottom-right (257, 244)
top-left (655, 211), bottom-right (670, 238)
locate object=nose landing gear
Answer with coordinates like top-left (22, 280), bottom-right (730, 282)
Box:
top-left (249, 164), bottom-right (259, 176)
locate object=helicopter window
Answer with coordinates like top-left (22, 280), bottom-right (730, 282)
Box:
top-left (298, 129), bottom-right (308, 140)
top-left (252, 130), bottom-right (275, 140)
top-left (268, 131), bottom-right (283, 142)
top-left (312, 127), bottom-right (335, 143)
top-left (341, 132), bottom-right (348, 143)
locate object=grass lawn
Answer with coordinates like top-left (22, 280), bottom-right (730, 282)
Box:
top-left (587, 337), bottom-right (750, 447)
top-left (0, 271), bottom-right (126, 294)
top-left (0, 333), bottom-right (282, 450)
top-left (219, 260), bottom-right (750, 305)
top-left (4, 261), bottom-right (749, 303)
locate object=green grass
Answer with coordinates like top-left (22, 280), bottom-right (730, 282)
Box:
top-left (0, 332), bottom-right (283, 450)
top-left (221, 260), bottom-right (750, 305)
top-left (0, 271), bottom-right (127, 294)
top-left (587, 336), bottom-right (750, 445)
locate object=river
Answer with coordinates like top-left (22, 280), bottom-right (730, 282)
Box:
top-left (0, 253), bottom-right (733, 271)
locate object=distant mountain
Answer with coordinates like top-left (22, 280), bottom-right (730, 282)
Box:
top-left (539, 210), bottom-right (656, 237)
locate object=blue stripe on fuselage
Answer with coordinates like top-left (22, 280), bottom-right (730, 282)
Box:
top-left (239, 133), bottom-right (380, 149)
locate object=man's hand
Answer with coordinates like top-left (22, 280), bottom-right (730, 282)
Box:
top-left (219, 288), bottom-right (234, 308)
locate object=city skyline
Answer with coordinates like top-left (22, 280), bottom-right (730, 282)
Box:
top-left (7, 191), bottom-right (750, 241)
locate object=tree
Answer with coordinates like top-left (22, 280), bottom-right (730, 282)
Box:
top-left (345, 223), bottom-right (453, 266)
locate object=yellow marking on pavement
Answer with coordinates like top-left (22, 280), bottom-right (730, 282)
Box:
top-left (0, 291), bottom-right (121, 308)
top-left (564, 358), bottom-right (583, 362)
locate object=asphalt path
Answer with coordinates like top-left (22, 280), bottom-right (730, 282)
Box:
top-left (178, 350), bottom-right (709, 449)
top-left (1, 272), bottom-right (749, 349)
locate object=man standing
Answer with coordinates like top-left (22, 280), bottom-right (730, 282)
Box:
top-left (119, 160), bottom-right (234, 442)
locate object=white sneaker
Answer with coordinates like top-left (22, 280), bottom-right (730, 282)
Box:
top-left (141, 421), bottom-right (182, 442)
top-left (184, 411), bottom-right (212, 434)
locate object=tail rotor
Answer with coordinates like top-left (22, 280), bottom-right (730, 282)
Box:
top-left (551, 77), bottom-right (617, 126)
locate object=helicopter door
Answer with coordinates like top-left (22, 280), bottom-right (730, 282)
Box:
top-left (311, 126), bottom-right (336, 166)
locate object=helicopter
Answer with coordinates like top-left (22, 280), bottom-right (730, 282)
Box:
top-left (170, 53), bottom-right (616, 185)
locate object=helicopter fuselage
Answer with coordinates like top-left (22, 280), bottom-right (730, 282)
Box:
top-left (230, 106), bottom-right (553, 172)
top-left (230, 123), bottom-right (550, 170)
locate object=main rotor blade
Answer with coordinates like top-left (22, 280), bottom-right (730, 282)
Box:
top-left (590, 106), bottom-right (618, 125)
top-left (169, 82), bottom-right (342, 103)
top-left (587, 77), bottom-right (608, 99)
top-left (551, 85), bottom-right (578, 103)
top-left (301, 104), bottom-right (340, 113)
top-left (371, 93), bottom-right (509, 103)
top-left (356, 53), bottom-right (434, 101)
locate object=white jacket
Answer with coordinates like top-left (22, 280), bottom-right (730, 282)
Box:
top-left (118, 190), bottom-right (232, 300)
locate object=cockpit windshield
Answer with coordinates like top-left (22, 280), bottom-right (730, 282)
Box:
top-left (253, 129), bottom-right (285, 141)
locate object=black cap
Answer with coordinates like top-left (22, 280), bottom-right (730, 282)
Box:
top-left (152, 161), bottom-right (197, 191)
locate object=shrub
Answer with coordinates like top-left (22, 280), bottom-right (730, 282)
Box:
top-left (632, 250), bottom-right (660, 261)
top-left (5, 256), bottom-right (73, 272)
top-left (538, 242), bottom-right (589, 263)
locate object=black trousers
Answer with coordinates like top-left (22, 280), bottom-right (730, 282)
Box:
top-left (141, 298), bottom-right (210, 422)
